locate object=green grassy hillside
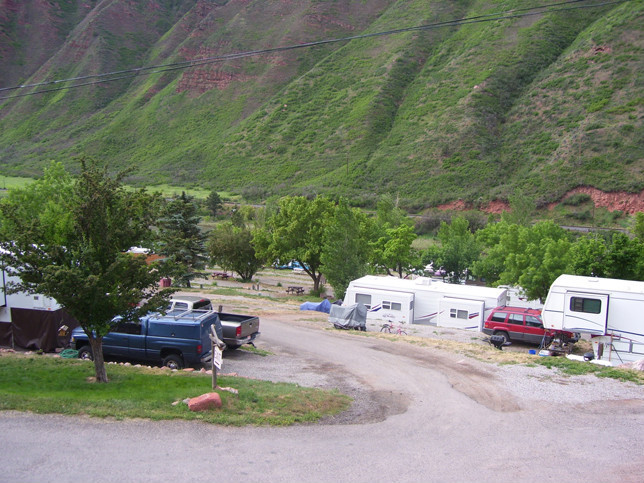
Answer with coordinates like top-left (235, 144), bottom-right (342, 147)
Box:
top-left (0, 0), bottom-right (641, 209)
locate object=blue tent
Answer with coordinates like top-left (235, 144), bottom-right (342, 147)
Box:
top-left (299, 299), bottom-right (332, 314)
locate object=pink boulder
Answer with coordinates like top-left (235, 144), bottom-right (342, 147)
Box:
top-left (188, 392), bottom-right (222, 412)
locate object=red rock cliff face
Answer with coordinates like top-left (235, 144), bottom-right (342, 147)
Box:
top-left (550, 187), bottom-right (644, 215)
top-left (437, 188), bottom-right (644, 215)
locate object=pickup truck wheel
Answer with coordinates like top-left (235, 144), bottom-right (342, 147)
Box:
top-left (162, 354), bottom-right (184, 370)
top-left (78, 345), bottom-right (93, 361)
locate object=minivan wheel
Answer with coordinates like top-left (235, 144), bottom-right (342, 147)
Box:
top-left (162, 354), bottom-right (184, 370)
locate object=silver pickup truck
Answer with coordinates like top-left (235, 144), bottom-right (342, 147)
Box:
top-left (169, 296), bottom-right (260, 350)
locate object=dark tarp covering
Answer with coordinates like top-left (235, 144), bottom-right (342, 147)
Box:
top-left (299, 299), bottom-right (332, 313)
top-left (328, 303), bottom-right (367, 330)
top-left (0, 322), bottom-right (11, 347)
top-left (7, 308), bottom-right (79, 352)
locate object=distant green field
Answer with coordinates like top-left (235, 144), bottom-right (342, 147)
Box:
top-left (143, 184), bottom-right (211, 199)
top-left (0, 177), bottom-right (241, 201)
top-left (0, 176), bottom-right (34, 190)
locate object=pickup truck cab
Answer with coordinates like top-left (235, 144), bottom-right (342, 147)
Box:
top-left (482, 306), bottom-right (579, 345)
top-left (169, 296), bottom-right (260, 350)
top-left (71, 309), bottom-right (223, 370)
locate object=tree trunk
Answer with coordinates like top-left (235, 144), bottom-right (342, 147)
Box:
top-left (88, 336), bottom-right (109, 383)
top-left (313, 273), bottom-right (322, 292)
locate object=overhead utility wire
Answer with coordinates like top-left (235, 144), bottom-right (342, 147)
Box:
top-left (0, 0), bottom-right (623, 101)
top-left (0, 0), bottom-right (592, 94)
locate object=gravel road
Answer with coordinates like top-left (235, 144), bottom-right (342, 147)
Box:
top-left (2, 300), bottom-right (644, 483)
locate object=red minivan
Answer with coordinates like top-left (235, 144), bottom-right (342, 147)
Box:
top-left (483, 306), bottom-right (579, 345)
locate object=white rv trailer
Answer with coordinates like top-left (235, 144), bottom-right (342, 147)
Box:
top-left (0, 269), bottom-right (59, 319)
top-left (542, 275), bottom-right (644, 365)
top-left (343, 276), bottom-right (507, 330)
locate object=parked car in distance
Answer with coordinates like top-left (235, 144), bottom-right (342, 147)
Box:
top-left (482, 306), bottom-right (579, 345)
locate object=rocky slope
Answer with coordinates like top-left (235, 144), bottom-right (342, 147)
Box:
top-left (0, 0), bottom-right (642, 211)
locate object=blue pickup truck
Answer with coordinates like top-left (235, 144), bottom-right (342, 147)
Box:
top-left (70, 309), bottom-right (223, 370)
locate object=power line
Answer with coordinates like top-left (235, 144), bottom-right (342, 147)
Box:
top-left (0, 0), bottom-right (623, 101)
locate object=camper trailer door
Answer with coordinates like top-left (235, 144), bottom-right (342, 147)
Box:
top-left (563, 292), bottom-right (608, 334)
top-left (349, 288), bottom-right (414, 324)
top-left (437, 298), bottom-right (485, 330)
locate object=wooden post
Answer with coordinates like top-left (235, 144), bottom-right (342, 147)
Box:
top-left (211, 337), bottom-right (217, 389)
top-left (209, 324), bottom-right (224, 390)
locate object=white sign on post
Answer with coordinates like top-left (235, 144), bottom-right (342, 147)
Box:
top-left (213, 345), bottom-right (223, 370)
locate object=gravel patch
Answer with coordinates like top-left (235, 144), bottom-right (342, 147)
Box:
top-left (220, 316), bottom-right (644, 413)
top-left (494, 363), bottom-right (644, 405)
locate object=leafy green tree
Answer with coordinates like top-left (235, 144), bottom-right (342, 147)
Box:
top-left (254, 196), bottom-right (335, 292)
top-left (206, 190), bottom-right (223, 217)
top-left (0, 160), bottom-right (170, 383)
top-left (471, 220), bottom-right (513, 285)
top-left (375, 194), bottom-right (411, 229)
top-left (519, 237), bottom-right (571, 302)
top-left (370, 224), bottom-right (420, 278)
top-left (0, 162), bottom-right (74, 243)
top-left (321, 199), bottom-right (371, 300)
top-left (207, 222), bottom-right (263, 281)
top-left (156, 192), bottom-right (207, 288)
top-left (566, 235), bottom-right (608, 277)
top-left (605, 232), bottom-right (644, 280)
top-left (432, 216), bottom-right (481, 283)
top-left (472, 220), bottom-right (571, 302)
top-left (633, 212), bottom-right (644, 240)
top-left (503, 221), bottom-right (571, 302)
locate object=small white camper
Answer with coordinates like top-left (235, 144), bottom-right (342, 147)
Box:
top-left (343, 276), bottom-right (507, 330)
top-left (542, 275), bottom-right (644, 365)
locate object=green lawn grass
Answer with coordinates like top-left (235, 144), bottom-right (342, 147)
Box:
top-left (0, 353), bottom-right (350, 426)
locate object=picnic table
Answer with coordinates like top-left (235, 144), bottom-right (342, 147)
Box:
top-left (212, 272), bottom-right (230, 280)
top-left (286, 286), bottom-right (305, 295)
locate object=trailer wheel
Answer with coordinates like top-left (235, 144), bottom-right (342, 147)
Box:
top-left (162, 354), bottom-right (184, 370)
top-left (78, 345), bottom-right (93, 361)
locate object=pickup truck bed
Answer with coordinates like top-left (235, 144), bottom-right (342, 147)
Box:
top-left (168, 296), bottom-right (260, 350)
top-left (219, 312), bottom-right (260, 349)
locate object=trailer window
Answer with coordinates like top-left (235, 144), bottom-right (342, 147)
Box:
top-left (382, 301), bottom-right (402, 311)
top-left (355, 293), bottom-right (371, 309)
top-left (570, 297), bottom-right (601, 314)
top-left (450, 309), bottom-right (468, 319)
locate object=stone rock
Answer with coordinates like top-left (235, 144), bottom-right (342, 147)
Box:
top-left (619, 359), bottom-right (644, 371)
top-left (218, 387), bottom-right (239, 395)
top-left (188, 393), bottom-right (222, 412)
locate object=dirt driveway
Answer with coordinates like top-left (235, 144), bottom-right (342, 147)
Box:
top-left (3, 296), bottom-right (644, 483)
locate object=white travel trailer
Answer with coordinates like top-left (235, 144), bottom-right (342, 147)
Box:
top-left (0, 268), bottom-right (75, 351)
top-left (343, 276), bottom-right (507, 330)
top-left (542, 275), bottom-right (644, 365)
